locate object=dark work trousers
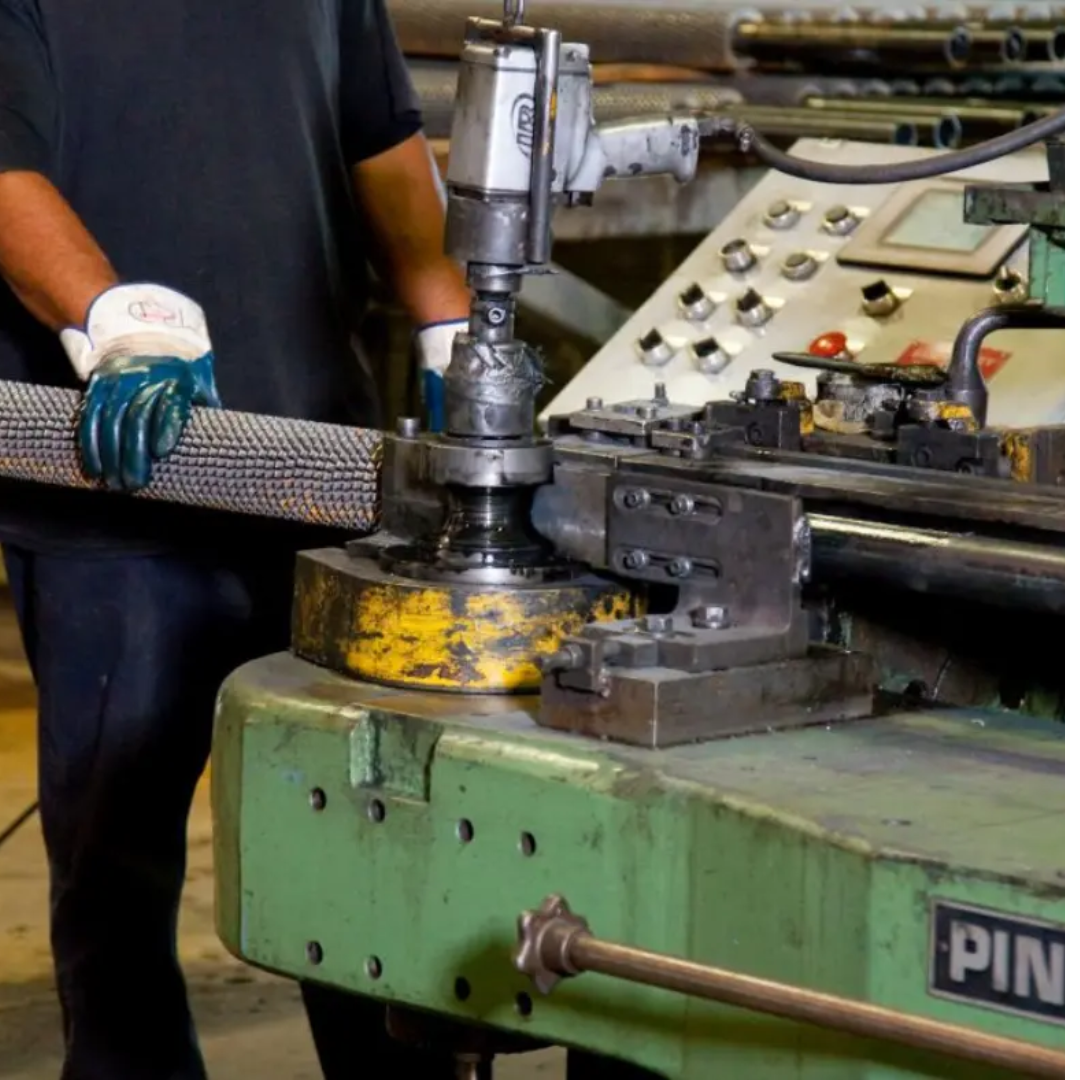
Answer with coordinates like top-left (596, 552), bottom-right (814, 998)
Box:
top-left (2, 544), bottom-right (462, 1080)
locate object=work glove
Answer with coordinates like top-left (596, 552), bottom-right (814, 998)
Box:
top-left (416, 319), bottom-right (467, 433)
top-left (60, 283), bottom-right (222, 492)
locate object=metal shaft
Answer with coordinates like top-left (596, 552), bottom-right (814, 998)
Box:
top-left (517, 897), bottom-right (1065, 1078)
top-left (732, 20), bottom-right (972, 66)
top-left (802, 95), bottom-right (1029, 140)
top-left (807, 515), bottom-right (1064, 615)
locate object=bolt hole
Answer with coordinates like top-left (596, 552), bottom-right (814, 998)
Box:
top-left (368, 799), bottom-right (386, 823)
top-left (519, 832), bottom-right (537, 857)
top-left (515, 992), bottom-right (534, 1017)
top-left (454, 976), bottom-right (472, 1001)
top-left (309, 788), bottom-right (327, 811)
top-left (306, 941), bottom-right (324, 965)
top-left (456, 819), bottom-right (475, 843)
top-left (903, 680), bottom-right (930, 702)
top-left (366, 956), bottom-right (383, 980)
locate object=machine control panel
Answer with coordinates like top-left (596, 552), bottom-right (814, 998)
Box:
top-left (542, 140), bottom-right (1063, 430)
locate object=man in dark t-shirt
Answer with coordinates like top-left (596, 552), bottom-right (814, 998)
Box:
top-left (0, 1), bottom-right (471, 1077)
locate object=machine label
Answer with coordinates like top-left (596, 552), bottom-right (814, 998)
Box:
top-left (511, 93), bottom-right (535, 157)
top-left (929, 900), bottom-right (1064, 1024)
top-left (896, 339), bottom-right (1011, 380)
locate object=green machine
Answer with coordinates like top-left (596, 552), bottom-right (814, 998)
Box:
top-left (209, 6), bottom-right (1065, 1077)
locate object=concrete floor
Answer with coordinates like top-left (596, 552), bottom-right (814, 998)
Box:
top-left (0, 593), bottom-right (561, 1078)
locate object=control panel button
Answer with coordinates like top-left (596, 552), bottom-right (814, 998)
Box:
top-left (677, 282), bottom-right (717, 322)
top-left (861, 279), bottom-right (901, 317)
top-left (636, 328), bottom-right (675, 367)
top-left (807, 331), bottom-right (850, 359)
top-left (692, 337), bottom-right (731, 375)
top-left (822, 205), bottom-right (860, 236)
top-left (735, 288), bottom-right (772, 328)
top-left (764, 199), bottom-right (800, 230)
top-left (781, 251), bottom-right (818, 281)
top-left (720, 238), bottom-right (757, 273)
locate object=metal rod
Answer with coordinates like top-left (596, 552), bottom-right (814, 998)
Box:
top-left (516, 896), bottom-right (1065, 1079)
top-left (732, 20), bottom-right (971, 66)
top-left (527, 27), bottom-right (562, 264)
top-left (802, 94), bottom-right (1028, 140)
top-left (712, 104), bottom-right (918, 145)
top-left (807, 514), bottom-right (1064, 615)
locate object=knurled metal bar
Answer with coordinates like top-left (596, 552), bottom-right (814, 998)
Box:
top-left (0, 381), bottom-right (384, 532)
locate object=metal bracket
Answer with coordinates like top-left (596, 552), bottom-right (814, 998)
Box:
top-left (537, 475), bottom-right (875, 747)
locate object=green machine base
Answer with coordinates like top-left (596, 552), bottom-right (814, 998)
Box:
top-left (212, 653), bottom-right (1064, 1078)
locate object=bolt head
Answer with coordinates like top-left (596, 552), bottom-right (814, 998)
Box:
top-left (396, 416), bottom-right (421, 438)
top-left (691, 605), bottom-right (731, 630)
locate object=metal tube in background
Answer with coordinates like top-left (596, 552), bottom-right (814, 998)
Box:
top-left (1022, 23), bottom-right (1065, 63)
top-left (802, 94), bottom-right (1028, 140)
top-left (731, 20), bottom-right (973, 66)
top-left (0, 381), bottom-right (384, 532)
top-left (390, 0), bottom-right (733, 71)
top-left (516, 897), bottom-right (1065, 1079)
top-left (807, 515), bottom-right (1065, 615)
top-left (707, 104), bottom-right (919, 146)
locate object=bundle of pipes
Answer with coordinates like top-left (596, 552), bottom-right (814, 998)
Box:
top-left (410, 62), bottom-right (958, 148)
top-left (387, 0), bottom-right (1062, 77)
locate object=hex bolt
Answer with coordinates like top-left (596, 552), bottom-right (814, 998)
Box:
top-left (670, 494), bottom-right (695, 516)
top-left (636, 403), bottom-right (659, 420)
top-left (690, 605), bottom-right (731, 630)
top-left (622, 488), bottom-right (650, 509)
top-left (586, 396), bottom-right (603, 409)
top-left (666, 557), bottom-right (694, 579)
top-left (539, 644), bottom-right (585, 674)
top-left (641, 614), bottom-right (675, 635)
top-left (747, 369), bottom-right (782, 402)
top-left (623, 549), bottom-right (650, 571)
top-left (395, 416), bottom-right (421, 438)
top-left (654, 382), bottom-right (668, 402)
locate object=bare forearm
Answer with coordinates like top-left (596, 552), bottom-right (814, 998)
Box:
top-left (352, 133), bottom-right (471, 325)
top-left (0, 171), bottom-right (117, 331)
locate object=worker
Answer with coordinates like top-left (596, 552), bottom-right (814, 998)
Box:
top-left (0, 1), bottom-right (470, 1077)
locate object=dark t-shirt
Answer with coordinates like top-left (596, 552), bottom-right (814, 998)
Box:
top-left (0, 0), bottom-right (421, 553)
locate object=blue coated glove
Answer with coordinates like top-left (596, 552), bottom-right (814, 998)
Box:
top-left (60, 284), bottom-right (222, 491)
top-left (417, 319), bottom-right (467, 433)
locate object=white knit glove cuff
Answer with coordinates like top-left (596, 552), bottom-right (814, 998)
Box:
top-left (417, 319), bottom-right (467, 378)
top-left (60, 283), bottom-right (213, 381)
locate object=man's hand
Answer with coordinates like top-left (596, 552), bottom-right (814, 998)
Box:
top-left (62, 284), bottom-right (222, 491)
top-left (416, 318), bottom-right (467, 432)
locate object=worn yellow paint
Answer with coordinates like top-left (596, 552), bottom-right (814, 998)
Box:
top-left (1002, 430), bottom-right (1034, 483)
top-left (936, 402), bottom-right (976, 430)
top-left (344, 578), bottom-right (636, 692)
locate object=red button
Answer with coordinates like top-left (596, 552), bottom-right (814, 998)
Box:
top-left (808, 331), bottom-right (849, 358)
